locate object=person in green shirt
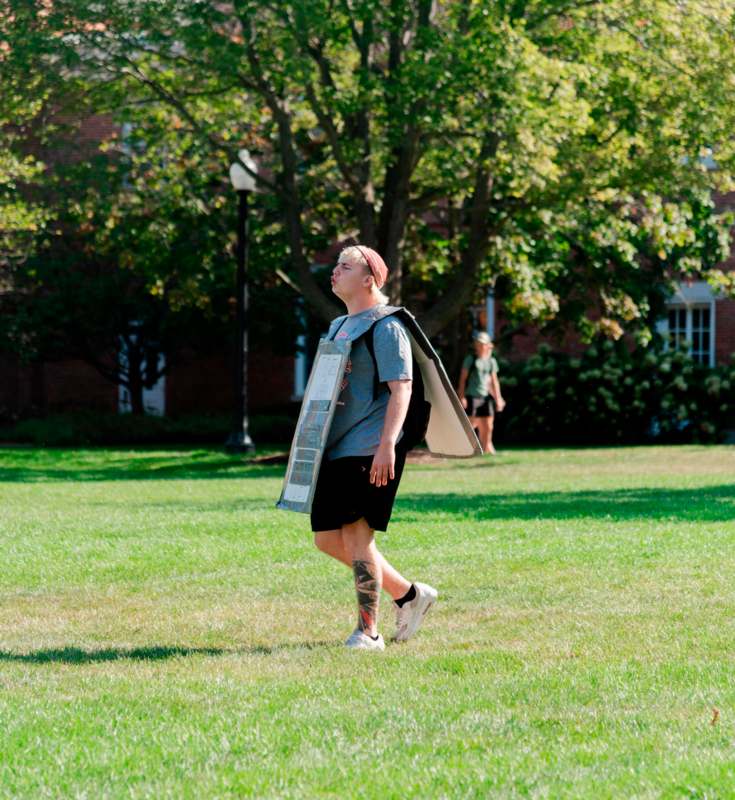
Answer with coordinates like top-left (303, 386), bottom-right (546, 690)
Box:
top-left (457, 331), bottom-right (505, 454)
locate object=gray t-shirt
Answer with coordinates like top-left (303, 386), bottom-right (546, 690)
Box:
top-left (462, 354), bottom-right (498, 398)
top-left (324, 308), bottom-right (413, 460)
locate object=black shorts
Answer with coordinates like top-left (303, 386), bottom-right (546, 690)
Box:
top-left (466, 395), bottom-right (495, 418)
top-left (310, 448), bottom-right (408, 533)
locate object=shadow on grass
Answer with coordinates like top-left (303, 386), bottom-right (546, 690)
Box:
top-left (0, 450), bottom-right (477, 482)
top-left (0, 454), bottom-right (286, 483)
top-left (394, 484), bottom-right (735, 523)
top-left (0, 640), bottom-right (338, 664)
top-left (406, 457), bottom-right (523, 472)
top-left (104, 483), bottom-right (735, 520)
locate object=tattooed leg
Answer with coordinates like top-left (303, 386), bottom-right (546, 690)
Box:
top-left (342, 518), bottom-right (383, 636)
top-left (352, 558), bottom-right (381, 637)
top-left (313, 532), bottom-right (411, 600)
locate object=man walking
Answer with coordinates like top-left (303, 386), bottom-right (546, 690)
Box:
top-left (310, 245), bottom-right (437, 651)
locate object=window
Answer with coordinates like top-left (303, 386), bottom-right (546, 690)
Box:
top-left (667, 307), bottom-right (687, 350)
top-left (657, 281), bottom-right (717, 367)
top-left (665, 304), bottom-right (713, 366)
top-left (690, 306), bottom-right (712, 365)
top-left (118, 330), bottom-right (166, 416)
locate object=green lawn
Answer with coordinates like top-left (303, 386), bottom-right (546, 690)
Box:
top-left (1, 445), bottom-right (734, 798)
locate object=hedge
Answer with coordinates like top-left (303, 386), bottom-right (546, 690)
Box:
top-left (494, 341), bottom-right (735, 444)
top-left (2, 343), bottom-right (733, 447)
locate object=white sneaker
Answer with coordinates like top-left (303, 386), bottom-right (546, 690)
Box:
top-left (393, 582), bottom-right (438, 642)
top-left (345, 629), bottom-right (386, 651)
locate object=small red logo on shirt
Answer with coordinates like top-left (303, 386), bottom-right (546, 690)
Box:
top-left (340, 358), bottom-right (352, 392)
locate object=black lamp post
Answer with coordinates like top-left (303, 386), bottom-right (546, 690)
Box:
top-left (225, 149), bottom-right (257, 454)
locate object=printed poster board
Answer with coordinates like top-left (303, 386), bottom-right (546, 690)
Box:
top-left (276, 338), bottom-right (351, 514)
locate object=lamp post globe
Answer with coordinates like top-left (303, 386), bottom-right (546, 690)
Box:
top-left (225, 150), bottom-right (258, 454)
top-left (229, 149), bottom-right (257, 192)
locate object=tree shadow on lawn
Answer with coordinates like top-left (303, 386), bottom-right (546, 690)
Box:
top-left (71, 481), bottom-right (734, 522)
top-left (394, 484), bottom-right (735, 523)
top-left (0, 455), bottom-right (286, 483)
top-left (0, 640), bottom-right (338, 664)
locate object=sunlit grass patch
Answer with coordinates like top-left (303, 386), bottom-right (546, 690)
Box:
top-left (0, 445), bottom-right (734, 797)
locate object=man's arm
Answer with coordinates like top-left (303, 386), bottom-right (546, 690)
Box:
top-left (370, 379), bottom-right (412, 487)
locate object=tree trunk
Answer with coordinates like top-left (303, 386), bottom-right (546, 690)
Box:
top-left (276, 112), bottom-right (341, 323)
top-left (378, 144), bottom-right (416, 304)
top-left (419, 133), bottom-right (500, 336)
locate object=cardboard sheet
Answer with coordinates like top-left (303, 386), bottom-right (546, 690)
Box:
top-left (277, 339), bottom-right (351, 513)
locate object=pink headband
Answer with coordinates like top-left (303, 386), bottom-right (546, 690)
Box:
top-left (355, 245), bottom-right (389, 289)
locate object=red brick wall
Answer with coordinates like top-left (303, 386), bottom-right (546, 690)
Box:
top-left (0, 349), bottom-right (295, 419)
top-left (0, 356), bottom-right (117, 417)
top-left (497, 299), bottom-right (735, 366)
top-left (491, 194), bottom-right (735, 364)
top-left (43, 360), bottom-right (117, 413)
top-left (716, 298), bottom-right (735, 365)
top-left (0, 355), bottom-right (20, 417)
top-left (494, 304), bottom-right (588, 362)
top-left (166, 352), bottom-right (231, 416)
top-left (713, 191), bottom-right (735, 214)
top-left (711, 193), bottom-right (735, 365)
top-left (249, 351), bottom-right (295, 410)
top-left (30, 113), bottom-right (116, 169)
top-left (165, 350), bottom-right (295, 416)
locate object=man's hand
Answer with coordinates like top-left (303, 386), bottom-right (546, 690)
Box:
top-left (460, 396), bottom-right (467, 410)
top-left (372, 379), bottom-right (409, 486)
top-left (496, 398), bottom-right (506, 413)
top-left (370, 441), bottom-right (395, 487)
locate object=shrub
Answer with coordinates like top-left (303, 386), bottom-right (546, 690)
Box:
top-left (495, 343), bottom-right (735, 444)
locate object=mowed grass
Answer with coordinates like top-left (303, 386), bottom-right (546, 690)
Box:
top-left (1, 445), bottom-right (735, 799)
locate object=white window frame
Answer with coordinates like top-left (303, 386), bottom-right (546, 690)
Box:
top-left (118, 329), bottom-right (166, 416)
top-left (656, 281), bottom-right (716, 366)
top-left (293, 335), bottom-right (308, 401)
top-left (485, 286), bottom-right (496, 339)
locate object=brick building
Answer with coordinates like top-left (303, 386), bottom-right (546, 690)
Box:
top-left (3, 245), bottom-right (734, 422)
top-left (488, 274), bottom-right (735, 368)
top-left (484, 192), bottom-right (735, 369)
top-left (0, 112), bottom-right (299, 421)
top-left (3, 113), bottom-right (734, 420)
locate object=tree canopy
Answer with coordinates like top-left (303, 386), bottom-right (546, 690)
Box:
top-left (0, 67), bottom-right (49, 276)
top-left (2, 0), bottom-right (734, 348)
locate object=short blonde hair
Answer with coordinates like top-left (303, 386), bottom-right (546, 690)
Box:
top-left (339, 245), bottom-right (389, 304)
